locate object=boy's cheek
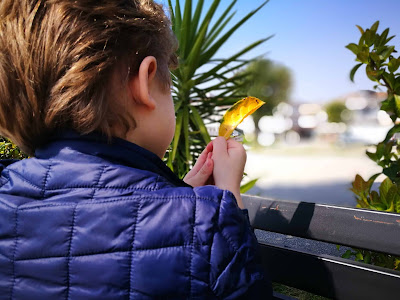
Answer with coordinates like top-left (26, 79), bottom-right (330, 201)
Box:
top-left (168, 102), bottom-right (176, 142)
top-left (172, 117), bottom-right (176, 134)
top-left (168, 119), bottom-right (176, 145)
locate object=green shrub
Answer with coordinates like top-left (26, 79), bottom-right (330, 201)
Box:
top-left (346, 21), bottom-right (400, 270)
top-left (0, 137), bottom-right (27, 160)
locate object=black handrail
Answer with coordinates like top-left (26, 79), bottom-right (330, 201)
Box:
top-left (243, 195), bottom-right (400, 257)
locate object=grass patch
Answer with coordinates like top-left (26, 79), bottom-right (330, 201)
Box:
top-left (250, 142), bottom-right (368, 157)
top-left (272, 283), bottom-right (330, 300)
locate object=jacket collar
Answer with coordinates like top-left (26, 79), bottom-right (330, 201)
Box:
top-left (35, 130), bottom-right (190, 188)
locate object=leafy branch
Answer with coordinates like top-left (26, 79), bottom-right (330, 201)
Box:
top-left (345, 21), bottom-right (400, 270)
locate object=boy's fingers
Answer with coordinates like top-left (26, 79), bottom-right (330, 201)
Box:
top-left (190, 142), bottom-right (212, 175)
top-left (199, 154), bottom-right (213, 176)
top-left (183, 155), bottom-right (213, 187)
top-left (206, 141), bottom-right (213, 152)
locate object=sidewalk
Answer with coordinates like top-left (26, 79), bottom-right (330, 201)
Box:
top-left (244, 142), bottom-right (382, 207)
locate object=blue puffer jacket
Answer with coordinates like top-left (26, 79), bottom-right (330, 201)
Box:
top-left (0, 131), bottom-right (271, 299)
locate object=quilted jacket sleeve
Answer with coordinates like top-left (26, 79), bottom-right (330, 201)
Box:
top-left (209, 190), bottom-right (272, 299)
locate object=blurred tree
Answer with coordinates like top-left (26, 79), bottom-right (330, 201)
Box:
top-left (239, 58), bottom-right (292, 136)
top-left (325, 100), bottom-right (347, 123)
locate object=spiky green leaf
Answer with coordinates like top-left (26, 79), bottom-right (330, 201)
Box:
top-left (200, 0), bottom-right (269, 65)
top-left (202, 12), bottom-right (236, 51)
top-left (190, 105), bottom-right (211, 144)
top-left (171, 110), bottom-right (183, 161)
top-left (240, 178), bottom-right (258, 194)
top-left (185, 20), bottom-right (210, 79)
top-left (182, 106), bottom-right (190, 162)
top-left (167, 0), bottom-right (175, 28)
top-left (189, 0), bottom-right (204, 46)
top-left (174, 0), bottom-right (182, 41)
top-left (196, 37), bottom-right (271, 84)
top-left (179, 0), bottom-right (192, 57)
top-left (203, 0), bottom-right (237, 50)
top-left (195, 0), bottom-right (221, 45)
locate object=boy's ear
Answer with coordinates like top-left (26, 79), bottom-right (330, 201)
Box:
top-left (128, 56), bottom-right (158, 110)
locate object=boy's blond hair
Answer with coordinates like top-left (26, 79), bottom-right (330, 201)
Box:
top-left (0, 0), bottom-right (177, 155)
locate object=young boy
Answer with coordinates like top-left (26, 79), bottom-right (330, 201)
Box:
top-left (0, 0), bottom-right (271, 299)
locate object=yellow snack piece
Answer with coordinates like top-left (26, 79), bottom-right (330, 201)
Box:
top-left (218, 96), bottom-right (265, 139)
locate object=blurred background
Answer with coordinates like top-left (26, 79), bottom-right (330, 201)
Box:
top-left (162, 0), bottom-right (400, 207)
top-left (230, 0), bottom-right (400, 207)
top-left (241, 95), bottom-right (387, 207)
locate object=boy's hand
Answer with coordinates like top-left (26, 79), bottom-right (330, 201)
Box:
top-left (212, 137), bottom-right (246, 209)
top-left (183, 142), bottom-right (214, 187)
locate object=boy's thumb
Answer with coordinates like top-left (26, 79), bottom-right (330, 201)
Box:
top-left (212, 137), bottom-right (228, 157)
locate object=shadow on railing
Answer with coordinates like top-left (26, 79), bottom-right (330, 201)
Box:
top-left (242, 194), bottom-right (400, 300)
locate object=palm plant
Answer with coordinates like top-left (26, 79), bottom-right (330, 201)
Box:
top-left (166, 0), bottom-right (271, 178)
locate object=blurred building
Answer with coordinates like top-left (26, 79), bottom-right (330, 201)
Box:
top-left (250, 90), bottom-right (390, 146)
top-left (256, 102), bottom-right (327, 146)
top-left (339, 90), bottom-right (390, 145)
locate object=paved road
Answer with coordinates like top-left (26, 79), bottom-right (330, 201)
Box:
top-left (244, 146), bottom-right (382, 207)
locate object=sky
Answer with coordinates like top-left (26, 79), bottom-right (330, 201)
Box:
top-left (164, 0), bottom-right (400, 104)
